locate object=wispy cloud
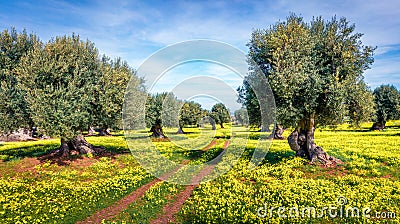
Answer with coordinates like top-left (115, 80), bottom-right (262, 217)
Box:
top-left (1, 0), bottom-right (399, 93)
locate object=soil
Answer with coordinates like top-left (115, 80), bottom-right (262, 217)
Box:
top-left (78, 139), bottom-right (228, 223)
top-left (150, 140), bottom-right (229, 224)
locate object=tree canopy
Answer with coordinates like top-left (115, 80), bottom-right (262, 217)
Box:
top-left (96, 56), bottom-right (137, 133)
top-left (0, 28), bottom-right (39, 133)
top-left (179, 101), bottom-right (206, 129)
top-left (146, 92), bottom-right (181, 129)
top-left (0, 30), bottom-right (142, 156)
top-left (242, 14), bottom-right (375, 165)
top-left (145, 92), bottom-right (208, 136)
top-left (234, 108), bottom-right (249, 126)
top-left (16, 35), bottom-right (104, 139)
top-left (372, 84), bottom-right (400, 129)
top-left (244, 14), bottom-right (375, 128)
top-left (210, 103), bottom-right (231, 128)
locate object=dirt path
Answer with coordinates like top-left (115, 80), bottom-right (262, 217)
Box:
top-left (150, 140), bottom-right (230, 224)
top-left (77, 139), bottom-right (218, 224)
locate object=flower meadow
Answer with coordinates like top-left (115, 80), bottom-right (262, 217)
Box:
top-left (0, 122), bottom-right (399, 223)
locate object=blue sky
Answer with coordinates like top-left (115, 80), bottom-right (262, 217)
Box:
top-left (1, 0), bottom-right (399, 110)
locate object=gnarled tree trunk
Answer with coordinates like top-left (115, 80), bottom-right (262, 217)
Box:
top-left (288, 114), bottom-right (342, 166)
top-left (209, 117), bottom-right (216, 130)
top-left (371, 121), bottom-right (386, 131)
top-left (150, 124), bottom-right (166, 138)
top-left (98, 127), bottom-right (112, 136)
top-left (269, 125), bottom-right (285, 140)
top-left (55, 135), bottom-right (105, 157)
top-left (220, 123), bottom-right (224, 129)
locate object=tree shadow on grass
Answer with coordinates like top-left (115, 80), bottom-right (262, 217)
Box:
top-left (262, 150), bottom-right (295, 165)
top-left (169, 150), bottom-right (203, 161)
top-left (0, 143), bottom-right (59, 161)
top-left (0, 140), bottom-right (132, 166)
top-left (38, 150), bottom-right (130, 166)
top-left (328, 129), bottom-right (370, 132)
top-left (238, 146), bottom-right (295, 166)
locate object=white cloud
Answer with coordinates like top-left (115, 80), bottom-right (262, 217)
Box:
top-left (1, 0), bottom-right (399, 90)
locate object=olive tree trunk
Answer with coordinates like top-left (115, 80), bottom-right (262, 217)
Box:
top-left (98, 127), bottom-right (112, 136)
top-left (209, 117), bottom-right (216, 130)
top-left (268, 125), bottom-right (285, 140)
top-left (88, 126), bottom-right (96, 136)
top-left (288, 114), bottom-right (342, 166)
top-left (371, 121), bottom-right (386, 131)
top-left (260, 125), bottom-right (271, 132)
top-left (150, 124), bottom-right (166, 138)
top-left (55, 135), bottom-right (105, 157)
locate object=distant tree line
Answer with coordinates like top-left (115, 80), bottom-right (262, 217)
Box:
top-left (235, 83), bottom-right (400, 130)
top-left (145, 92), bottom-right (230, 138)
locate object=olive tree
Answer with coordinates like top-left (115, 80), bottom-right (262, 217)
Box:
top-left (371, 84), bottom-right (400, 130)
top-left (17, 35), bottom-right (105, 156)
top-left (177, 101), bottom-right (206, 134)
top-left (244, 15), bottom-right (375, 165)
top-left (0, 28), bottom-right (39, 137)
top-left (210, 103), bottom-right (231, 128)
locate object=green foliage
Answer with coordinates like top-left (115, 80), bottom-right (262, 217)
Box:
top-left (96, 56), bottom-right (140, 131)
top-left (145, 92), bottom-right (181, 128)
top-left (16, 34), bottom-right (101, 139)
top-left (210, 103), bottom-right (231, 127)
top-left (243, 14), bottom-right (375, 128)
top-left (373, 84), bottom-right (400, 124)
top-left (0, 28), bottom-right (39, 132)
top-left (234, 108), bottom-right (249, 126)
top-left (14, 34), bottom-right (139, 139)
top-left (145, 93), bottom-right (207, 131)
top-left (1, 30), bottom-right (139, 139)
top-left (346, 82), bottom-right (376, 127)
top-left (179, 101), bottom-right (206, 128)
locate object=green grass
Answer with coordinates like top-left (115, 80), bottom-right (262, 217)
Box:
top-left (178, 123), bottom-right (400, 224)
top-left (105, 178), bottom-right (184, 224)
top-left (0, 122), bottom-right (399, 223)
top-left (0, 139), bottom-right (60, 161)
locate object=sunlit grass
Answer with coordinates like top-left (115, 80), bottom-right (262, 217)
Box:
top-left (0, 121), bottom-right (399, 223)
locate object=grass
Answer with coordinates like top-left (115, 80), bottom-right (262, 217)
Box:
top-left (178, 123), bottom-right (400, 224)
top-left (106, 181), bottom-right (184, 224)
top-left (0, 121), bottom-right (399, 223)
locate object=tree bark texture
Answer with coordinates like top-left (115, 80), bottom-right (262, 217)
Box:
top-left (371, 121), bottom-right (386, 131)
top-left (288, 114), bottom-right (342, 166)
top-left (55, 135), bottom-right (105, 157)
top-left (87, 126), bottom-right (95, 136)
top-left (269, 125), bottom-right (285, 140)
top-left (98, 127), bottom-right (112, 136)
top-left (150, 124), bottom-right (166, 138)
